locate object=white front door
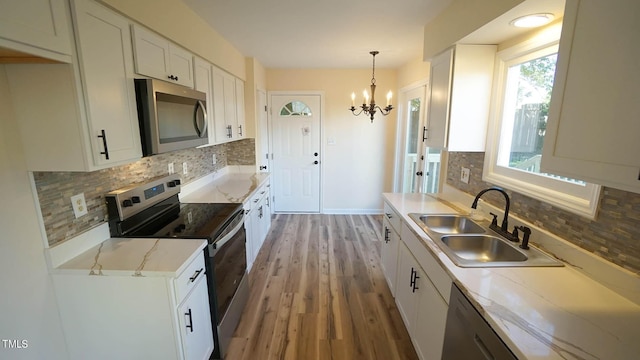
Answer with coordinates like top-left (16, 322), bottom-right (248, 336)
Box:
top-left (270, 94), bottom-right (321, 212)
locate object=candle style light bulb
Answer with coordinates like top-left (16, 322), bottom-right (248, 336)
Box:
top-left (351, 92), bottom-right (356, 107)
top-left (363, 89), bottom-right (369, 105)
top-left (386, 91), bottom-right (392, 107)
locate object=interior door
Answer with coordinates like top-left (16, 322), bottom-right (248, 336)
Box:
top-left (270, 94), bottom-right (321, 212)
top-left (400, 85), bottom-right (427, 193)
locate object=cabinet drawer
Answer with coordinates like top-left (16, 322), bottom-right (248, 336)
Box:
top-left (174, 252), bottom-right (206, 303)
top-left (383, 201), bottom-right (402, 233)
top-left (248, 182), bottom-right (269, 210)
top-left (401, 222), bottom-right (452, 304)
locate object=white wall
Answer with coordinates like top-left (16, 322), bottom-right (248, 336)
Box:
top-left (0, 66), bottom-right (69, 359)
top-left (267, 68), bottom-right (397, 213)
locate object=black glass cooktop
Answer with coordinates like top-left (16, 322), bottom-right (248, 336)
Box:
top-left (115, 195), bottom-right (242, 242)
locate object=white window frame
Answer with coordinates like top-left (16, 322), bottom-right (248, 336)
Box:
top-left (484, 38), bottom-right (601, 219)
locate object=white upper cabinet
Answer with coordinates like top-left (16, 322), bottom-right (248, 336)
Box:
top-left (132, 24), bottom-right (194, 88)
top-left (6, 0), bottom-right (141, 171)
top-left (541, 0), bottom-right (640, 194)
top-left (235, 77), bottom-right (246, 139)
top-left (426, 44), bottom-right (496, 151)
top-left (0, 0), bottom-right (73, 62)
top-left (211, 65), bottom-right (245, 143)
top-left (194, 56), bottom-right (215, 145)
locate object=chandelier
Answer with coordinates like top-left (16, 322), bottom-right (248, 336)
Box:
top-left (349, 51), bottom-right (393, 123)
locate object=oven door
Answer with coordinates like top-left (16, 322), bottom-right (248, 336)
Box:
top-left (209, 210), bottom-right (247, 322)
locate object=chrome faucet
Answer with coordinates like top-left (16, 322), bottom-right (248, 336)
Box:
top-left (471, 187), bottom-right (511, 232)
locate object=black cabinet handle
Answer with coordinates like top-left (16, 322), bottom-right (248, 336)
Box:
top-left (385, 213), bottom-right (392, 219)
top-left (314, 152), bottom-right (319, 156)
top-left (416, 171), bottom-right (423, 176)
top-left (422, 126), bottom-right (428, 142)
top-left (410, 267), bottom-right (420, 293)
top-left (98, 129), bottom-right (110, 160)
top-left (185, 308), bottom-right (193, 332)
top-left (314, 160), bottom-right (319, 165)
top-left (384, 227), bottom-right (390, 243)
top-left (238, 125), bottom-right (243, 136)
top-left (189, 268), bottom-right (203, 282)
top-left (259, 165), bottom-right (267, 170)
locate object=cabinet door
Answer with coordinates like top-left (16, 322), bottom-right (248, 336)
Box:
top-left (0, 0), bottom-right (72, 60)
top-left (178, 276), bottom-right (214, 360)
top-left (395, 241), bottom-right (420, 333)
top-left (413, 277), bottom-right (448, 360)
top-left (235, 78), bottom-right (246, 138)
top-left (169, 44), bottom-right (194, 88)
top-left (211, 67), bottom-right (230, 143)
top-left (131, 25), bottom-right (170, 82)
top-left (425, 48), bottom-right (453, 149)
top-left (194, 57), bottom-right (214, 145)
top-left (223, 73), bottom-right (238, 138)
top-left (73, 0), bottom-right (141, 166)
top-left (541, 0), bottom-right (640, 193)
top-left (244, 208), bottom-right (256, 271)
top-left (381, 217), bottom-right (400, 296)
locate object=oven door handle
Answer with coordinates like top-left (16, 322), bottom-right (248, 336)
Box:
top-left (210, 215), bottom-right (244, 256)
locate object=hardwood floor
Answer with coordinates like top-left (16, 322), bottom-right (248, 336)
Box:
top-left (225, 214), bottom-right (418, 360)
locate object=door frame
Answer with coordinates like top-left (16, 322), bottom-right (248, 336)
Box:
top-left (395, 80), bottom-right (429, 193)
top-left (267, 90), bottom-right (325, 213)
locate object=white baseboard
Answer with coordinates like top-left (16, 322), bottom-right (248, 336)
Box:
top-left (321, 208), bottom-right (383, 215)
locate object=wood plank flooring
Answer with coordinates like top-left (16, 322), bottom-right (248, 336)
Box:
top-left (225, 214), bottom-right (418, 360)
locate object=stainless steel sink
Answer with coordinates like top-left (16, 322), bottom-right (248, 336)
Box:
top-left (412, 214), bottom-right (485, 234)
top-left (441, 235), bottom-right (527, 262)
top-left (408, 213), bottom-right (564, 268)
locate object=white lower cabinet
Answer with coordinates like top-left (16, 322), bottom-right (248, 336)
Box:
top-left (383, 213), bottom-right (451, 360)
top-left (381, 216), bottom-right (400, 296)
top-left (245, 180), bottom-right (272, 271)
top-left (178, 274), bottom-right (214, 360)
top-left (53, 249), bottom-right (213, 360)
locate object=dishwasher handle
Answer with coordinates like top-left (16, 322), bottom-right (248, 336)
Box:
top-left (474, 334), bottom-right (496, 360)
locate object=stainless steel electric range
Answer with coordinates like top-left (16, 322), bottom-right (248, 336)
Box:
top-left (105, 174), bottom-right (249, 359)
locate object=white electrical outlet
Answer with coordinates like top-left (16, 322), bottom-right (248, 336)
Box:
top-left (212, 154), bottom-right (217, 165)
top-left (461, 167), bottom-right (470, 184)
top-left (70, 193), bottom-right (88, 218)
top-left (168, 162), bottom-right (174, 174)
top-left (183, 162), bottom-right (188, 175)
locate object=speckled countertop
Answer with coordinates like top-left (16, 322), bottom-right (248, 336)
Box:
top-left (384, 192), bottom-right (640, 360)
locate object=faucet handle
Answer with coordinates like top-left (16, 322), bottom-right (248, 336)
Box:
top-left (489, 212), bottom-right (498, 227)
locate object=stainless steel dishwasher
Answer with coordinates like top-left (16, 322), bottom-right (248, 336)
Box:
top-left (442, 284), bottom-right (518, 360)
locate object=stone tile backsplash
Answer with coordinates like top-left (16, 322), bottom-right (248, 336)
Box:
top-left (35, 139), bottom-right (256, 247)
top-left (447, 152), bottom-right (640, 274)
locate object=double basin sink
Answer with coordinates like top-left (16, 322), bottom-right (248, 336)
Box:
top-left (408, 213), bottom-right (563, 268)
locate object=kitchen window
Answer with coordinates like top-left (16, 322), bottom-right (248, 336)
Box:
top-left (484, 37), bottom-right (601, 218)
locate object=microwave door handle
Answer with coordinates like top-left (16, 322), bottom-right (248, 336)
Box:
top-left (193, 100), bottom-right (208, 138)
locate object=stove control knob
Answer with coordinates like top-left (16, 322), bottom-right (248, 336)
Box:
top-left (174, 224), bottom-right (186, 233)
top-left (122, 199), bottom-right (133, 207)
top-left (131, 196), bottom-right (141, 204)
top-left (167, 181), bottom-right (177, 188)
top-left (174, 179), bottom-right (181, 185)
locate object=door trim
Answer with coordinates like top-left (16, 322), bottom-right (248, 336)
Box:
top-left (267, 91), bottom-right (325, 213)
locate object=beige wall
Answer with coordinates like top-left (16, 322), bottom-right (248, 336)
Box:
top-left (0, 66), bottom-right (69, 359)
top-left (267, 68), bottom-right (397, 212)
top-left (423, 0), bottom-right (524, 59)
top-left (397, 57), bottom-right (431, 89)
top-left (100, 0), bottom-right (246, 79)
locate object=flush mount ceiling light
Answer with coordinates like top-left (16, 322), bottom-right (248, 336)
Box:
top-left (510, 13), bottom-right (555, 28)
top-left (349, 51), bottom-right (393, 123)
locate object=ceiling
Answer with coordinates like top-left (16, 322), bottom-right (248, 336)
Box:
top-left (181, 0), bottom-right (565, 69)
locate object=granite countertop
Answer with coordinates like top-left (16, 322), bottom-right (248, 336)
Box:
top-left (54, 238), bottom-right (207, 277)
top-left (180, 169), bottom-right (270, 204)
top-left (383, 192), bottom-right (640, 360)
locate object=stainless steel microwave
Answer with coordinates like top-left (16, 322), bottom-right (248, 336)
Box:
top-left (135, 78), bottom-right (208, 156)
